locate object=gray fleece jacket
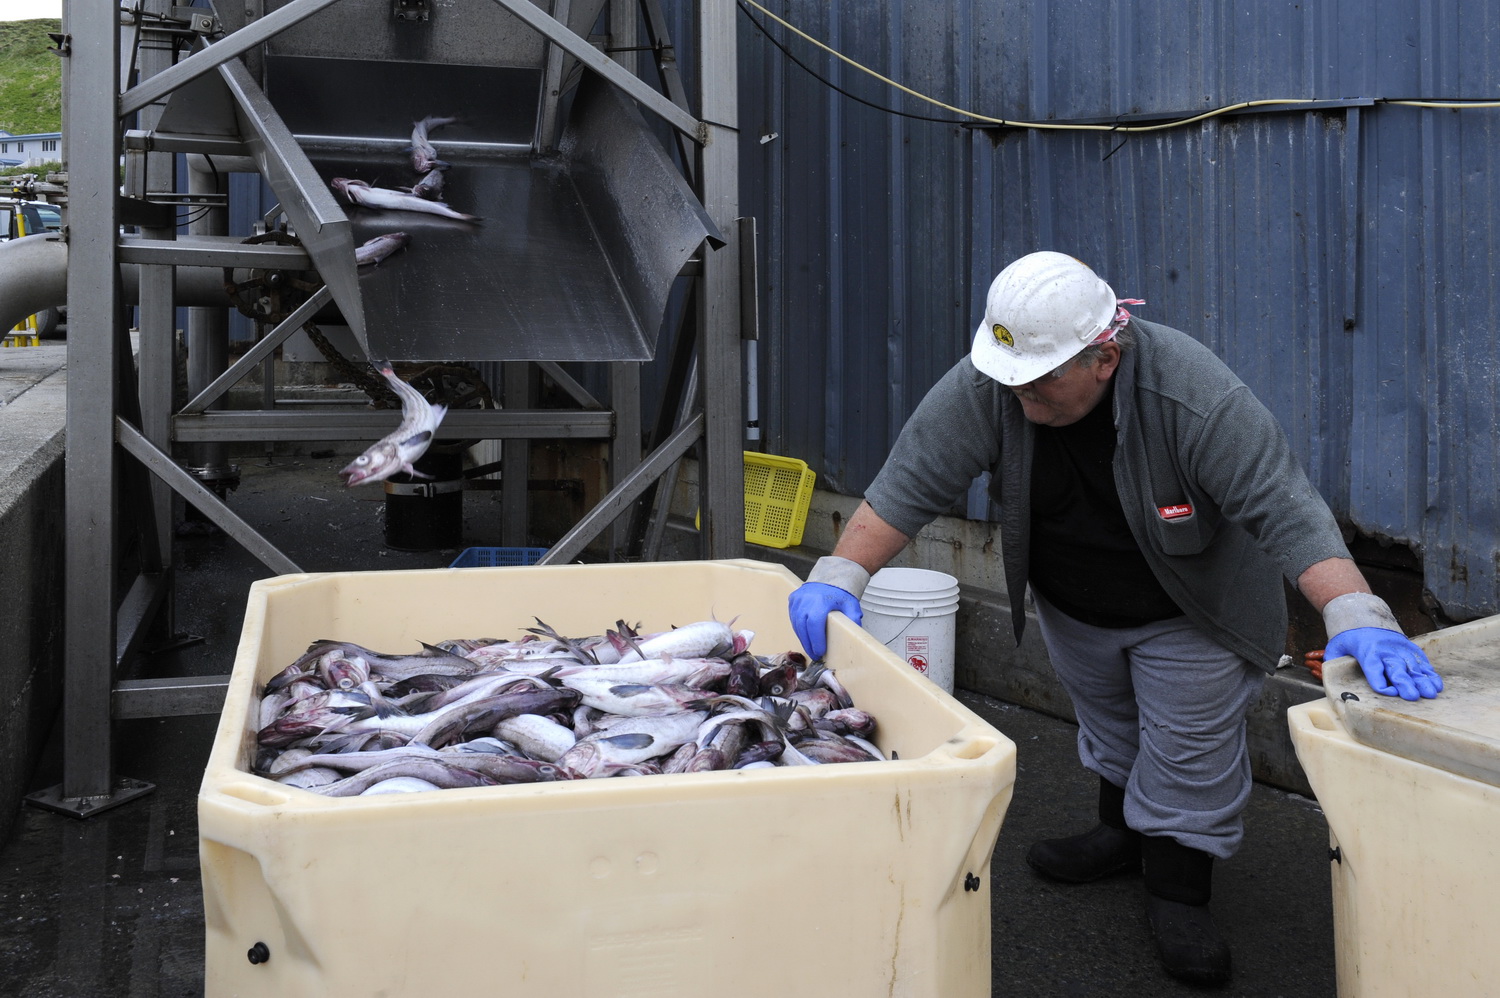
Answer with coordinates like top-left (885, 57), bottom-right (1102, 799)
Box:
top-left (863, 318), bottom-right (1351, 673)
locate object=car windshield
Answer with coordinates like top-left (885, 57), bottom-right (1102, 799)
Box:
top-left (32, 204), bottom-right (61, 231)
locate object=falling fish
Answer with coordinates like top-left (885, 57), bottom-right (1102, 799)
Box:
top-left (338, 367), bottom-right (448, 486)
top-left (354, 232), bottom-right (410, 266)
top-left (330, 177), bottom-right (480, 223)
top-left (409, 114), bottom-right (457, 174)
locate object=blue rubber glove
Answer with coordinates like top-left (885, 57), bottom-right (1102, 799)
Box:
top-left (1325, 627), bottom-right (1443, 701)
top-left (789, 582), bottom-right (863, 661)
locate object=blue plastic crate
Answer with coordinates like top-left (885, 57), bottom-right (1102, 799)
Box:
top-left (449, 547), bottom-right (547, 568)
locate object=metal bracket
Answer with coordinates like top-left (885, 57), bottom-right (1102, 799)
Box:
top-left (171, 6), bottom-right (222, 35)
top-left (24, 777), bottom-right (156, 820)
top-left (394, 0), bottom-right (431, 22)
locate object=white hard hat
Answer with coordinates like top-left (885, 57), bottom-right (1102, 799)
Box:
top-left (970, 251), bottom-right (1118, 386)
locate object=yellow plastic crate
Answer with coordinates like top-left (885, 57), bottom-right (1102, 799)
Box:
top-left (700, 452), bottom-right (816, 548)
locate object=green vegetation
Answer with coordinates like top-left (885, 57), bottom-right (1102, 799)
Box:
top-left (0, 159), bottom-right (59, 178)
top-left (0, 19), bottom-right (62, 136)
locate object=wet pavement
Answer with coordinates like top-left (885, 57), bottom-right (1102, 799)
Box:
top-left (0, 453), bottom-right (1338, 997)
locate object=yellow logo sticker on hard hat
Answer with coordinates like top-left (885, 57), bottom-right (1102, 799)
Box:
top-left (992, 323), bottom-right (1015, 348)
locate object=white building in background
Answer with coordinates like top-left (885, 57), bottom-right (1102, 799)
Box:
top-left (0, 130), bottom-right (61, 168)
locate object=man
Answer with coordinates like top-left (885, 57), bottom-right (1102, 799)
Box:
top-left (787, 251), bottom-right (1442, 988)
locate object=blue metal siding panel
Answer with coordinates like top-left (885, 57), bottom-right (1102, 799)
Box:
top-left (698, 1), bottom-right (1500, 616)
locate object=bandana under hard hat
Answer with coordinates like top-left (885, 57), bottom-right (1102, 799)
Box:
top-left (969, 251), bottom-right (1140, 385)
top-left (1094, 299), bottom-right (1145, 344)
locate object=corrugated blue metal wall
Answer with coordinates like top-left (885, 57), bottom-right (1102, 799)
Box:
top-left (675, 0), bottom-right (1500, 620)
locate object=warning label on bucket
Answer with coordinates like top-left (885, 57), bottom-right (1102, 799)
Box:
top-left (905, 635), bottom-right (930, 674)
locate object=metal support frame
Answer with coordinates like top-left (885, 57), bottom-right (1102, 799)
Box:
top-left (694, 0), bottom-right (745, 557)
top-left (40, 0), bottom-right (745, 816)
top-left (34, 0), bottom-right (155, 818)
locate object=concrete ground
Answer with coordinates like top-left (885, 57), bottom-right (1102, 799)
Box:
top-left (0, 453), bottom-right (1339, 997)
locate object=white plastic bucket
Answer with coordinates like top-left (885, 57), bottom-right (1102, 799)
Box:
top-left (860, 567), bottom-right (961, 693)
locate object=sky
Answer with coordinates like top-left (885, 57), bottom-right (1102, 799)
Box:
top-left (0, 1), bottom-right (61, 21)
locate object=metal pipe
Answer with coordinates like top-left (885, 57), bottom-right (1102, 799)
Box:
top-left (185, 140), bottom-right (233, 484)
top-left (0, 234), bottom-right (248, 335)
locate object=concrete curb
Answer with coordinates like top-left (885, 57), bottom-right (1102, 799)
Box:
top-left (0, 347), bottom-right (68, 841)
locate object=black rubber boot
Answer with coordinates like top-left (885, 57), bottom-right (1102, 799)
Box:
top-left (1026, 776), bottom-right (1142, 883)
top-left (1141, 834), bottom-right (1232, 988)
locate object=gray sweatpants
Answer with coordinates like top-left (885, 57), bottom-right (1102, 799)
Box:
top-left (1032, 591), bottom-right (1266, 859)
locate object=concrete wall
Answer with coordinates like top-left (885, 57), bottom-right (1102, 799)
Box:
top-left (666, 460), bottom-right (1325, 796)
top-left (0, 347), bottom-right (67, 841)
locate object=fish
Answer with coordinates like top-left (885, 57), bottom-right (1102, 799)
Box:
top-left (406, 168), bottom-right (446, 201)
top-left (490, 713), bottom-right (577, 763)
top-left (725, 651), bottom-right (761, 698)
top-left (408, 687), bottom-right (581, 748)
top-left (559, 676), bottom-right (708, 717)
top-left (561, 710), bottom-right (707, 776)
top-left (550, 656), bottom-right (730, 688)
top-left (794, 734), bottom-right (882, 764)
top-left (330, 177), bottom-right (480, 222)
top-left (360, 776), bottom-right (443, 795)
top-left (354, 231), bottom-right (411, 266)
top-left (817, 708), bottom-right (877, 739)
top-left (409, 114), bottom-right (457, 173)
top-left (308, 758), bottom-right (494, 798)
top-left (338, 366), bottom-right (448, 486)
top-left (274, 639), bottom-right (477, 684)
top-left (614, 619), bottom-right (740, 663)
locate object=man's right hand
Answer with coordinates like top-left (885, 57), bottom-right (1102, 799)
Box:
top-left (789, 582), bottom-right (863, 661)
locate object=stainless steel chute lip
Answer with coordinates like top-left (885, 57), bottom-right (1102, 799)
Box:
top-left (254, 58), bottom-right (717, 364)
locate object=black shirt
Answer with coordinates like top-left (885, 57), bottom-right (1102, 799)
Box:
top-left (1027, 380), bottom-right (1184, 627)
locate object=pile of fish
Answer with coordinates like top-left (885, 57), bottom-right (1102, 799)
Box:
top-left (253, 618), bottom-right (885, 797)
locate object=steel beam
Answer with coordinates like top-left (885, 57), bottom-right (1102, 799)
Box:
top-left (115, 571), bottom-right (170, 669)
top-left (118, 0), bottom-right (345, 118)
top-left (501, 364), bottom-right (531, 546)
top-left (171, 409), bottom-right (615, 442)
top-left (118, 233), bottom-right (311, 268)
top-left (540, 413), bottom-right (705, 565)
top-left (537, 361), bottom-right (602, 409)
top-left (487, 0), bottom-right (703, 140)
top-left (113, 675), bottom-right (231, 719)
top-left (59, 0), bottom-right (135, 807)
top-left (695, 0), bottom-right (744, 558)
top-left (179, 285), bottom-right (333, 414)
top-left (123, 129), bottom-right (250, 158)
top-left (117, 420), bottom-right (303, 576)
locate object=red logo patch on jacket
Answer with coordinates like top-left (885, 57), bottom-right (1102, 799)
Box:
top-left (1157, 503), bottom-right (1194, 521)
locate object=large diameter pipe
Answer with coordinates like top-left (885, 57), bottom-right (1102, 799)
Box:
top-left (0, 232), bottom-right (283, 332)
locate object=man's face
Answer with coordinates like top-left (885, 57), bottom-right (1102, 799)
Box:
top-left (1008, 343), bottom-right (1121, 427)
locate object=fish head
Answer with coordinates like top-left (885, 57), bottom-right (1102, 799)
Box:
top-left (339, 445), bottom-right (399, 486)
top-left (758, 663), bottom-right (799, 698)
top-left (322, 650), bottom-right (370, 691)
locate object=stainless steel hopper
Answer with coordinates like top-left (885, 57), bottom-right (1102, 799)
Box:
top-left (243, 0), bottom-right (719, 362)
top-left (266, 63), bottom-right (717, 362)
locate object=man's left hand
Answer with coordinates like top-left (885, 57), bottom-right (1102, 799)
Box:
top-left (1325, 627), bottom-right (1443, 701)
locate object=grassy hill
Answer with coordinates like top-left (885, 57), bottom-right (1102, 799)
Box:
top-left (0, 19), bottom-right (62, 136)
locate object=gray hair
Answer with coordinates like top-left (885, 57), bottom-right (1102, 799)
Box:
top-left (1074, 322), bottom-right (1136, 367)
